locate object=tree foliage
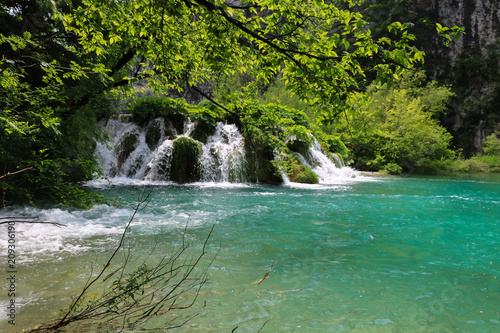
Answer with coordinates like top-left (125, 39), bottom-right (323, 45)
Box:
top-left (334, 72), bottom-right (456, 172)
top-left (0, 30), bottom-right (107, 207)
top-left (64, 0), bottom-right (425, 114)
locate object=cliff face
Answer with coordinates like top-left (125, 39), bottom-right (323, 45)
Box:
top-left (412, 0), bottom-right (500, 154)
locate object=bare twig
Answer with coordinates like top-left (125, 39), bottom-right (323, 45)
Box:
top-left (256, 261), bottom-right (275, 286)
top-left (55, 190), bottom-right (152, 327)
top-left (30, 189), bottom-right (216, 332)
top-left (0, 216), bottom-right (66, 228)
top-left (0, 167), bottom-right (33, 179)
top-left (257, 319), bottom-right (270, 332)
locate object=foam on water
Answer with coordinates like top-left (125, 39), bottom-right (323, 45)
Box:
top-left (0, 200), bottom-right (214, 262)
top-left (0, 205), bottom-right (127, 262)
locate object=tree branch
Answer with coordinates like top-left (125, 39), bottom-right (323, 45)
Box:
top-left (0, 167), bottom-right (33, 180)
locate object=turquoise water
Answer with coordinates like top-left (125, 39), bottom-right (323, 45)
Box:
top-left (1, 175), bottom-right (500, 332)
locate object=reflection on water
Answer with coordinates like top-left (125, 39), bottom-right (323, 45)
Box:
top-left (1, 175), bottom-right (500, 332)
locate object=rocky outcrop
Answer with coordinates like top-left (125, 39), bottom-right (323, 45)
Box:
top-left (411, 0), bottom-right (500, 155)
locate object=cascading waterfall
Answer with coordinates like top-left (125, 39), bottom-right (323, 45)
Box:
top-left (292, 138), bottom-right (356, 183)
top-left (95, 114), bottom-right (355, 183)
top-left (199, 123), bottom-right (247, 182)
top-left (96, 115), bottom-right (249, 182)
top-left (143, 139), bottom-right (174, 181)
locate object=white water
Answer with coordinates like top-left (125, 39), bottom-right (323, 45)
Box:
top-left (144, 139), bottom-right (174, 180)
top-left (95, 115), bottom-right (356, 184)
top-left (301, 139), bottom-right (357, 183)
top-left (200, 123), bottom-right (247, 182)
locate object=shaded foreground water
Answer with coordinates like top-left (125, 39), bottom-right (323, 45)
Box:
top-left (1, 174), bottom-right (500, 332)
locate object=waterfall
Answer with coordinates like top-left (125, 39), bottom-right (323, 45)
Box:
top-left (199, 123), bottom-right (247, 182)
top-left (143, 140), bottom-right (174, 181)
top-left (96, 115), bottom-right (248, 182)
top-left (288, 138), bottom-right (356, 183)
top-left (96, 115), bottom-right (355, 184)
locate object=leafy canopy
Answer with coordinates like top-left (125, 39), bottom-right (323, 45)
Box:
top-left (65, 0), bottom-right (425, 117)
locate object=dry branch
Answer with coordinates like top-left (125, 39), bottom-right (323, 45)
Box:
top-left (0, 216), bottom-right (66, 227)
top-left (29, 190), bottom-right (216, 332)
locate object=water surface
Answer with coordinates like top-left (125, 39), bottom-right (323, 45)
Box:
top-left (1, 175), bottom-right (499, 332)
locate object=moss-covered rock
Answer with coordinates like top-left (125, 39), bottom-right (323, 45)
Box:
top-left (244, 140), bottom-right (282, 184)
top-left (145, 121), bottom-right (162, 150)
top-left (117, 132), bottom-right (139, 168)
top-left (294, 166), bottom-right (319, 184)
top-left (170, 137), bottom-right (202, 183)
top-left (286, 153), bottom-right (319, 184)
top-left (127, 155), bottom-right (144, 177)
top-left (255, 160), bottom-right (283, 184)
top-left (287, 139), bottom-right (310, 157)
top-left (190, 119), bottom-right (217, 144)
top-left (169, 113), bottom-right (186, 134)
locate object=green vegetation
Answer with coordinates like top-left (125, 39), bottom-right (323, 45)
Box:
top-left (330, 73), bottom-right (456, 173)
top-left (129, 96), bottom-right (188, 133)
top-left (450, 131), bottom-right (500, 173)
top-left (285, 153), bottom-right (319, 184)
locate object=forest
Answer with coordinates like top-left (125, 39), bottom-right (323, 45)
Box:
top-left (1, 0), bottom-right (498, 208)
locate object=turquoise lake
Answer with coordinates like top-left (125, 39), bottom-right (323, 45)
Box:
top-left (1, 174), bottom-right (500, 332)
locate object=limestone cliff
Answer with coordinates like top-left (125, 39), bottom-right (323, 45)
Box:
top-left (412, 0), bottom-right (500, 155)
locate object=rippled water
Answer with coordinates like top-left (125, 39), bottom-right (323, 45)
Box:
top-left (1, 174), bottom-right (500, 332)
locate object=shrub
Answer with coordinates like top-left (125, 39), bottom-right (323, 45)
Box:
top-left (482, 132), bottom-right (500, 156)
top-left (129, 96), bottom-right (188, 133)
top-left (383, 163), bottom-right (403, 175)
top-left (450, 131), bottom-right (500, 173)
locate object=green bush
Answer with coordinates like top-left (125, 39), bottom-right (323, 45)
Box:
top-left (383, 163), bottom-right (403, 175)
top-left (129, 96), bottom-right (188, 133)
top-left (483, 132), bottom-right (500, 156)
top-left (450, 131), bottom-right (500, 173)
top-left (449, 158), bottom-right (491, 173)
